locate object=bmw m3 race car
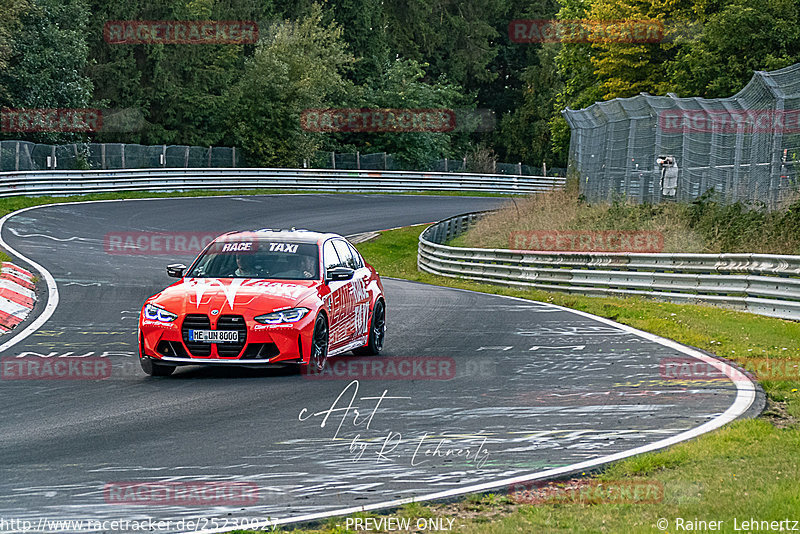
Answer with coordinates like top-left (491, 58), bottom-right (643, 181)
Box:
top-left (138, 229), bottom-right (386, 376)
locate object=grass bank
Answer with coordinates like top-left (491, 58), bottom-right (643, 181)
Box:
top-left (238, 224), bottom-right (800, 533)
top-left (454, 184), bottom-right (800, 254)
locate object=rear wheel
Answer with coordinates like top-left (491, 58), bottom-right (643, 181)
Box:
top-left (353, 299), bottom-right (385, 356)
top-left (139, 335), bottom-right (175, 377)
top-left (307, 314), bottom-right (329, 372)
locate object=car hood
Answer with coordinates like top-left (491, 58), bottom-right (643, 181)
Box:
top-left (150, 277), bottom-right (319, 316)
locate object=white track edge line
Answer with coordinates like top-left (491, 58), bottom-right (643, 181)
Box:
top-left (0, 205), bottom-right (60, 353)
top-left (0, 199), bottom-right (758, 533)
top-left (193, 283), bottom-right (758, 534)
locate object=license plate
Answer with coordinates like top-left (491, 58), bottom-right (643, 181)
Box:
top-left (188, 330), bottom-right (239, 343)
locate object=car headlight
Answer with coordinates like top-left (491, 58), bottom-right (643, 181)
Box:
top-left (254, 307), bottom-right (310, 324)
top-left (143, 303), bottom-right (178, 323)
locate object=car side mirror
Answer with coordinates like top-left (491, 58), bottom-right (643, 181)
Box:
top-left (326, 266), bottom-right (354, 282)
top-left (167, 263), bottom-right (187, 278)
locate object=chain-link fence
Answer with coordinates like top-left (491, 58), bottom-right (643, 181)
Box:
top-left (563, 63), bottom-right (800, 208)
top-left (309, 151), bottom-right (565, 177)
top-left (0, 141), bottom-right (244, 171)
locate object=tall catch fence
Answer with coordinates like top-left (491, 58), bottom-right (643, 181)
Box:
top-left (0, 141), bottom-right (243, 171)
top-left (563, 63), bottom-right (800, 208)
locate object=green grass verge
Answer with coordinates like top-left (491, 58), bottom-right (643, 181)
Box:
top-left (239, 224), bottom-right (800, 533)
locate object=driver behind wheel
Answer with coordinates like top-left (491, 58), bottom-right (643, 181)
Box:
top-left (235, 253), bottom-right (261, 277)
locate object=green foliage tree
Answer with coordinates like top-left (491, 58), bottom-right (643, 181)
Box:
top-left (668, 0), bottom-right (800, 97)
top-left (335, 59), bottom-right (473, 169)
top-left (328, 0), bottom-right (389, 84)
top-left (86, 0), bottom-right (275, 145)
top-left (499, 45), bottom-right (563, 167)
top-left (227, 4), bottom-right (355, 167)
top-left (0, 0), bottom-right (28, 101)
top-left (383, 0), bottom-right (504, 92)
top-left (0, 0), bottom-right (93, 143)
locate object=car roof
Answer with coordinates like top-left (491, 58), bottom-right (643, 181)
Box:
top-left (215, 229), bottom-right (342, 245)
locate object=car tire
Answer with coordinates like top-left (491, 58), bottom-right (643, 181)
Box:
top-left (353, 299), bottom-right (385, 356)
top-left (139, 335), bottom-right (175, 377)
top-left (307, 314), bottom-right (329, 373)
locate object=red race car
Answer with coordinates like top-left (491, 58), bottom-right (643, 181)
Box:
top-left (138, 229), bottom-right (386, 376)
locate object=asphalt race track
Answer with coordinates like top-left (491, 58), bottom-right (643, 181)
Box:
top-left (0, 194), bottom-right (762, 532)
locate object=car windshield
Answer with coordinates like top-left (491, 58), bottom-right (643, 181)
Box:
top-left (186, 240), bottom-right (320, 280)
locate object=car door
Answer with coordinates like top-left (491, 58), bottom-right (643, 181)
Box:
top-left (322, 239), bottom-right (352, 350)
top-left (332, 239), bottom-right (370, 345)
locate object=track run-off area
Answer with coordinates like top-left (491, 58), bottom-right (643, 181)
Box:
top-left (0, 194), bottom-right (762, 533)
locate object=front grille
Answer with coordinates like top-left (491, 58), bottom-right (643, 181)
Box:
top-left (182, 314), bottom-right (211, 356)
top-left (216, 315), bottom-right (247, 357)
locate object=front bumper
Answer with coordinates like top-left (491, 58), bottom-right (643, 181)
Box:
top-left (140, 313), bottom-right (314, 364)
top-left (145, 355), bottom-right (303, 367)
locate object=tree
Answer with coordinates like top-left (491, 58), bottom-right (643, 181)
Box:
top-left (0, 0), bottom-right (28, 102)
top-left (668, 0), bottom-right (800, 97)
top-left (383, 0), bottom-right (504, 91)
top-left (337, 59), bottom-right (472, 169)
top-left (228, 4), bottom-right (355, 167)
top-left (328, 0), bottom-right (390, 84)
top-left (0, 0), bottom-right (93, 143)
top-left (86, 0), bottom-right (275, 145)
top-left (498, 45), bottom-right (564, 167)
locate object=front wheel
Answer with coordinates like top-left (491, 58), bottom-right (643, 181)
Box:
top-left (307, 314), bottom-right (329, 372)
top-left (139, 335), bottom-right (175, 377)
top-left (353, 299), bottom-right (385, 356)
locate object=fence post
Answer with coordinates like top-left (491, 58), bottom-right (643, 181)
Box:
top-left (184, 146), bottom-right (190, 168)
top-left (543, 162), bottom-right (547, 177)
top-left (331, 151), bottom-right (335, 169)
top-left (208, 146), bottom-right (212, 167)
top-left (518, 162), bottom-right (522, 175)
top-left (357, 151), bottom-right (360, 170)
top-left (15, 141), bottom-right (20, 171)
top-left (231, 146), bottom-right (236, 167)
top-left (121, 144), bottom-right (125, 169)
top-left (444, 158), bottom-right (448, 172)
top-left (161, 145), bottom-right (167, 167)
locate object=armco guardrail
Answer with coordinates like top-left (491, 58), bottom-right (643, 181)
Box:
top-left (0, 168), bottom-right (565, 197)
top-left (418, 212), bottom-right (800, 321)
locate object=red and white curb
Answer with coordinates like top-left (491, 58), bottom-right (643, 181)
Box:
top-left (0, 262), bottom-right (36, 333)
